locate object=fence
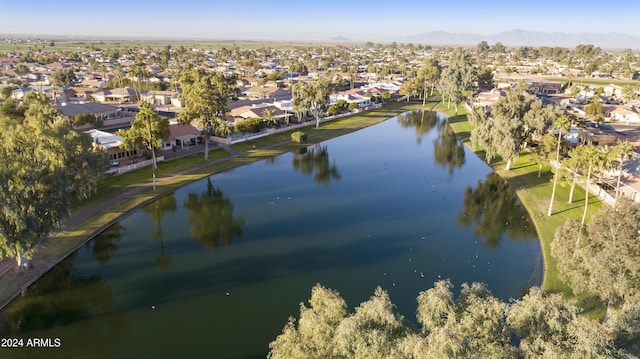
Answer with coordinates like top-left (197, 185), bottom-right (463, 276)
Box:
top-left (106, 156), bottom-right (165, 176)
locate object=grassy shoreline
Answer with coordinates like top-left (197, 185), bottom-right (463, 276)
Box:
top-left (0, 102), bottom-right (412, 310)
top-left (431, 101), bottom-right (603, 299)
top-left (0, 98), bottom-right (603, 312)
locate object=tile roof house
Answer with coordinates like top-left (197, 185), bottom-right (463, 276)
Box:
top-left (231, 104), bottom-right (290, 122)
top-left (609, 105), bottom-right (640, 124)
top-left (242, 86), bottom-right (290, 100)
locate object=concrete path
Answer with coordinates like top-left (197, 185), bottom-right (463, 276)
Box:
top-left (0, 105), bottom-right (407, 310)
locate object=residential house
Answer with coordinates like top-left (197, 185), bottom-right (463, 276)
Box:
top-left (58, 102), bottom-right (136, 130)
top-left (604, 84), bottom-right (623, 100)
top-left (10, 86), bottom-right (34, 99)
top-left (231, 104), bottom-right (290, 123)
top-left (609, 105), bottom-right (640, 124)
top-left (242, 86), bottom-right (290, 100)
top-left (140, 90), bottom-right (180, 107)
top-left (471, 88), bottom-right (507, 111)
top-left (331, 91), bottom-right (371, 108)
top-left (90, 87), bottom-right (138, 103)
top-left (529, 81), bottom-right (562, 95)
top-left (85, 129), bottom-right (137, 164)
top-left (161, 120), bottom-right (202, 150)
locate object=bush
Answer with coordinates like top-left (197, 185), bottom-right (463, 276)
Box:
top-left (291, 131), bottom-right (307, 144)
top-left (235, 117), bottom-right (265, 133)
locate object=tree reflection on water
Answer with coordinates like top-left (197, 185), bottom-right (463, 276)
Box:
top-left (292, 144), bottom-right (341, 186)
top-left (433, 119), bottom-right (465, 174)
top-left (141, 194), bottom-right (177, 269)
top-left (396, 110), bottom-right (438, 144)
top-left (457, 173), bottom-right (537, 248)
top-left (184, 177), bottom-right (244, 250)
top-left (0, 252), bottom-right (126, 356)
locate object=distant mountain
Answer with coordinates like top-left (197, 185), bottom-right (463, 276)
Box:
top-left (330, 36), bottom-right (352, 42)
top-left (406, 30), bottom-right (640, 49)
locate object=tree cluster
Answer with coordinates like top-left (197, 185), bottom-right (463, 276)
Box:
top-left (269, 282), bottom-right (640, 358)
top-left (0, 95), bottom-right (108, 265)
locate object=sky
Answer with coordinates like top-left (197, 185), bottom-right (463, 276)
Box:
top-left (2, 0), bottom-right (640, 42)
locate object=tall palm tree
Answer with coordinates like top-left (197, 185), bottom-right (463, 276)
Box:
top-left (614, 140), bottom-right (634, 205)
top-left (581, 145), bottom-right (601, 226)
top-left (547, 116), bottom-right (570, 216)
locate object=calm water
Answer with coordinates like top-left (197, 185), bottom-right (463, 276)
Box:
top-left (0, 111), bottom-right (541, 359)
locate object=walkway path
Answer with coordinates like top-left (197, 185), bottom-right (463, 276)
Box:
top-left (0, 103), bottom-right (413, 310)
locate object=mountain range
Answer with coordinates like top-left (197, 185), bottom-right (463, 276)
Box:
top-left (404, 30), bottom-right (640, 49)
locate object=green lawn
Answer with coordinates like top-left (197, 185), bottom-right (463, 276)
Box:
top-left (438, 100), bottom-right (604, 299)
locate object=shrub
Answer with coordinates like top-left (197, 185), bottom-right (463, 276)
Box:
top-left (235, 117), bottom-right (265, 133)
top-left (291, 131), bottom-right (307, 144)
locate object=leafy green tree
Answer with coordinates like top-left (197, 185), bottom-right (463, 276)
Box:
top-left (476, 41), bottom-right (490, 58)
top-left (417, 281), bottom-right (516, 358)
top-left (234, 117), bottom-right (265, 133)
top-left (292, 78), bottom-right (333, 129)
top-left (51, 67), bottom-right (77, 86)
top-left (437, 50), bottom-right (476, 116)
top-left (333, 287), bottom-right (408, 359)
top-left (547, 115), bottom-right (571, 216)
top-left (117, 101), bottom-right (169, 190)
top-left (507, 287), bottom-right (579, 358)
top-left (72, 112), bottom-right (104, 128)
top-left (183, 177), bottom-right (244, 249)
top-left (399, 78), bottom-right (419, 101)
top-left (0, 99), bottom-right (108, 266)
top-left (491, 42), bottom-right (506, 54)
top-left (471, 91), bottom-right (557, 170)
top-left (0, 85), bottom-right (18, 100)
top-left (178, 67), bottom-right (238, 160)
top-left (270, 281), bottom-right (637, 358)
top-left (417, 58), bottom-right (441, 103)
top-left (584, 98), bottom-right (604, 127)
top-left (476, 67), bottom-right (494, 92)
top-left (552, 199), bottom-right (640, 319)
top-left (532, 133), bottom-right (557, 178)
top-left (621, 86), bottom-right (635, 103)
top-left (268, 284), bottom-right (348, 359)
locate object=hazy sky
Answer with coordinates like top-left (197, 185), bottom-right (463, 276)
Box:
top-left (2, 0), bottom-right (639, 41)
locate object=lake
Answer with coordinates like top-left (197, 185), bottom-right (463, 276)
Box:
top-left (0, 111), bottom-right (541, 359)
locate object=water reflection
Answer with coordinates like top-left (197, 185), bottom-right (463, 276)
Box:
top-left (291, 144), bottom-right (341, 186)
top-left (91, 223), bottom-right (124, 265)
top-left (396, 110), bottom-right (438, 143)
top-left (141, 194), bottom-right (177, 269)
top-left (0, 252), bottom-right (124, 338)
top-left (457, 173), bottom-right (536, 248)
top-left (433, 120), bottom-right (465, 174)
top-left (184, 177), bottom-right (245, 249)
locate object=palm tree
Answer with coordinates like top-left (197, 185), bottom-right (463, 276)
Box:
top-left (214, 118), bottom-right (233, 138)
top-left (261, 108), bottom-right (278, 127)
top-left (547, 116), bottom-right (571, 216)
top-left (581, 145), bottom-right (601, 226)
top-left (614, 140), bottom-right (634, 205)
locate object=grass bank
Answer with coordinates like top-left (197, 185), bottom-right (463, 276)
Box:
top-left (427, 99), bottom-right (603, 300)
top-left (0, 101), bottom-right (411, 310)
